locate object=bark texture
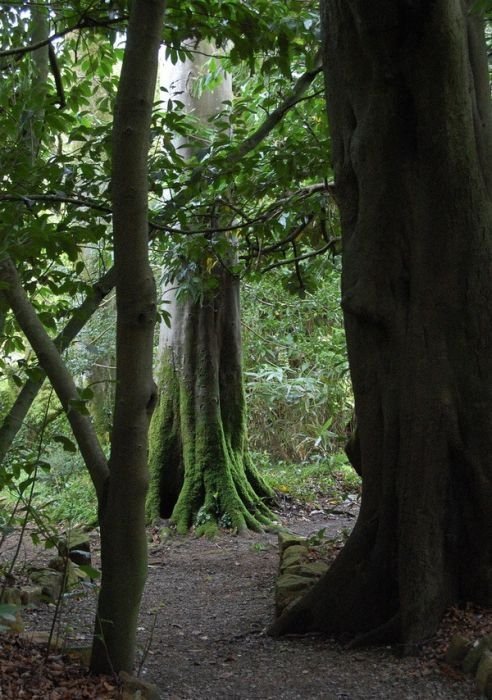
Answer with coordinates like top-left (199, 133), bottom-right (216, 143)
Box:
top-left (270, 0), bottom-right (492, 649)
top-left (90, 0), bottom-right (164, 674)
top-left (148, 270), bottom-right (275, 534)
top-left (148, 43), bottom-right (275, 534)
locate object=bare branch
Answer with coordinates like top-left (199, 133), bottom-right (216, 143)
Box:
top-left (260, 240), bottom-right (338, 273)
top-left (0, 15), bottom-right (127, 59)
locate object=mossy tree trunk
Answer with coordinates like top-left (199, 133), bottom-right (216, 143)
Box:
top-left (149, 269), bottom-right (275, 534)
top-left (270, 0), bottom-right (492, 649)
top-left (148, 45), bottom-right (275, 534)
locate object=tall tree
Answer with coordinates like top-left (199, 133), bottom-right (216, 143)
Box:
top-left (270, 0), bottom-right (492, 649)
top-left (90, 0), bottom-right (163, 673)
top-left (148, 44), bottom-right (276, 534)
top-left (0, 0), bottom-right (164, 673)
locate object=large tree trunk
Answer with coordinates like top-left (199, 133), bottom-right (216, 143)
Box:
top-left (148, 43), bottom-right (275, 534)
top-left (90, 0), bottom-right (163, 674)
top-left (149, 268), bottom-right (274, 534)
top-left (270, 0), bottom-right (492, 649)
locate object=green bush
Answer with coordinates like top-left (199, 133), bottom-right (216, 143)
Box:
top-left (242, 264), bottom-right (353, 463)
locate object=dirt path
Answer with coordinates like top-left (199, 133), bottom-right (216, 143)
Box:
top-left (136, 506), bottom-right (475, 700)
top-left (7, 502), bottom-right (478, 699)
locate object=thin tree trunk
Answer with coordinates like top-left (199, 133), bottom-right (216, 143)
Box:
top-left (90, 0), bottom-right (163, 674)
top-left (270, 0), bottom-right (492, 649)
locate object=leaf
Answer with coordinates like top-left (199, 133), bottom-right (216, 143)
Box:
top-left (53, 435), bottom-right (77, 453)
top-left (77, 564), bottom-right (101, 580)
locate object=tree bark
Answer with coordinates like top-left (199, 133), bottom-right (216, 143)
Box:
top-left (270, 0), bottom-right (492, 650)
top-left (90, 0), bottom-right (164, 674)
top-left (147, 42), bottom-right (275, 534)
top-left (148, 269), bottom-right (275, 534)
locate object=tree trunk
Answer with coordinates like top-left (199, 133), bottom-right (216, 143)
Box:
top-left (149, 268), bottom-right (275, 534)
top-left (90, 0), bottom-right (163, 674)
top-left (270, 0), bottom-right (492, 650)
top-left (148, 43), bottom-right (275, 534)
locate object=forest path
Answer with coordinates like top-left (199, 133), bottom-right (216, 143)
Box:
top-left (137, 501), bottom-right (475, 699)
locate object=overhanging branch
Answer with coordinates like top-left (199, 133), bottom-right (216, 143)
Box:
top-left (0, 257), bottom-right (109, 499)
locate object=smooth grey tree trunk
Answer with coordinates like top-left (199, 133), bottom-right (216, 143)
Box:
top-left (148, 43), bottom-right (275, 534)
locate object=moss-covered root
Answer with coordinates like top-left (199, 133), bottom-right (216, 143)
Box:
top-left (170, 446), bottom-right (277, 536)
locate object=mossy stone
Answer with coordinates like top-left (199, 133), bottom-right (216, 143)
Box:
top-left (0, 587), bottom-right (22, 605)
top-left (280, 544), bottom-right (309, 572)
top-left (275, 572), bottom-right (314, 615)
top-left (476, 650), bottom-right (492, 694)
top-left (463, 636), bottom-right (492, 675)
top-left (278, 532), bottom-right (306, 555)
top-left (445, 634), bottom-right (471, 666)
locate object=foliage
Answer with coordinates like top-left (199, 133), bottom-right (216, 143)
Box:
top-left (242, 262), bottom-right (353, 464)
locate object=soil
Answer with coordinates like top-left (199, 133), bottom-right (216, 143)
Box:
top-left (0, 496), bottom-right (483, 699)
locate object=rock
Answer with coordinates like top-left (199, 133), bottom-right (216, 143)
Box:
top-left (287, 561), bottom-right (329, 579)
top-left (463, 636), bottom-right (492, 675)
top-left (0, 587), bottom-right (22, 605)
top-left (275, 572), bottom-right (314, 616)
top-left (69, 549), bottom-right (92, 566)
top-left (445, 634), bottom-right (472, 666)
top-left (30, 569), bottom-right (64, 602)
top-left (20, 585), bottom-right (44, 605)
top-left (0, 606), bottom-right (24, 633)
top-left (278, 532), bottom-right (306, 555)
top-left (65, 645), bottom-right (92, 666)
top-left (280, 545), bottom-right (309, 572)
top-left (119, 670), bottom-right (161, 699)
top-left (20, 631), bottom-right (63, 648)
top-left (58, 530), bottom-right (91, 557)
top-left (476, 649), bottom-right (492, 695)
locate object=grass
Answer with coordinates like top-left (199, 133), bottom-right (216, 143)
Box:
top-left (255, 450), bottom-right (361, 505)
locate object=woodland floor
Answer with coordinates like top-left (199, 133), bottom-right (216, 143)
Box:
top-left (0, 495), bottom-right (487, 699)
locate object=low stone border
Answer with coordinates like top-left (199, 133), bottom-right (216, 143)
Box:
top-left (275, 532), bottom-right (330, 617)
top-left (446, 633), bottom-right (492, 697)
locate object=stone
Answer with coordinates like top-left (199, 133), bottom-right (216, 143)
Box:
top-left (445, 634), bottom-right (472, 667)
top-left (275, 572), bottom-right (314, 616)
top-left (476, 650), bottom-right (492, 694)
top-left (30, 569), bottom-right (64, 602)
top-left (280, 545), bottom-right (309, 572)
top-left (20, 585), bottom-right (44, 605)
top-left (65, 646), bottom-right (92, 666)
top-left (278, 532), bottom-right (306, 555)
top-left (287, 561), bottom-right (329, 579)
top-left (463, 636), bottom-right (492, 675)
top-left (0, 587), bottom-right (22, 605)
top-left (119, 670), bottom-right (161, 700)
top-left (0, 608), bottom-right (24, 633)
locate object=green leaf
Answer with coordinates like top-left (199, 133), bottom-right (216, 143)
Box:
top-left (53, 434), bottom-right (77, 453)
top-left (77, 564), bottom-right (101, 580)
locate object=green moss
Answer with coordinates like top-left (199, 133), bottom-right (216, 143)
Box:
top-left (149, 293), bottom-right (277, 535)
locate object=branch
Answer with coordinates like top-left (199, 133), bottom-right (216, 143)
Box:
top-left (169, 51), bottom-right (324, 199)
top-left (0, 257), bottom-right (109, 500)
top-left (260, 240), bottom-right (338, 273)
top-left (0, 266), bottom-right (115, 466)
top-left (0, 15), bottom-right (128, 59)
top-left (0, 181), bottom-right (335, 237)
top-left (48, 43), bottom-right (65, 108)
top-left (227, 52), bottom-right (324, 165)
top-left (246, 216), bottom-right (314, 259)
